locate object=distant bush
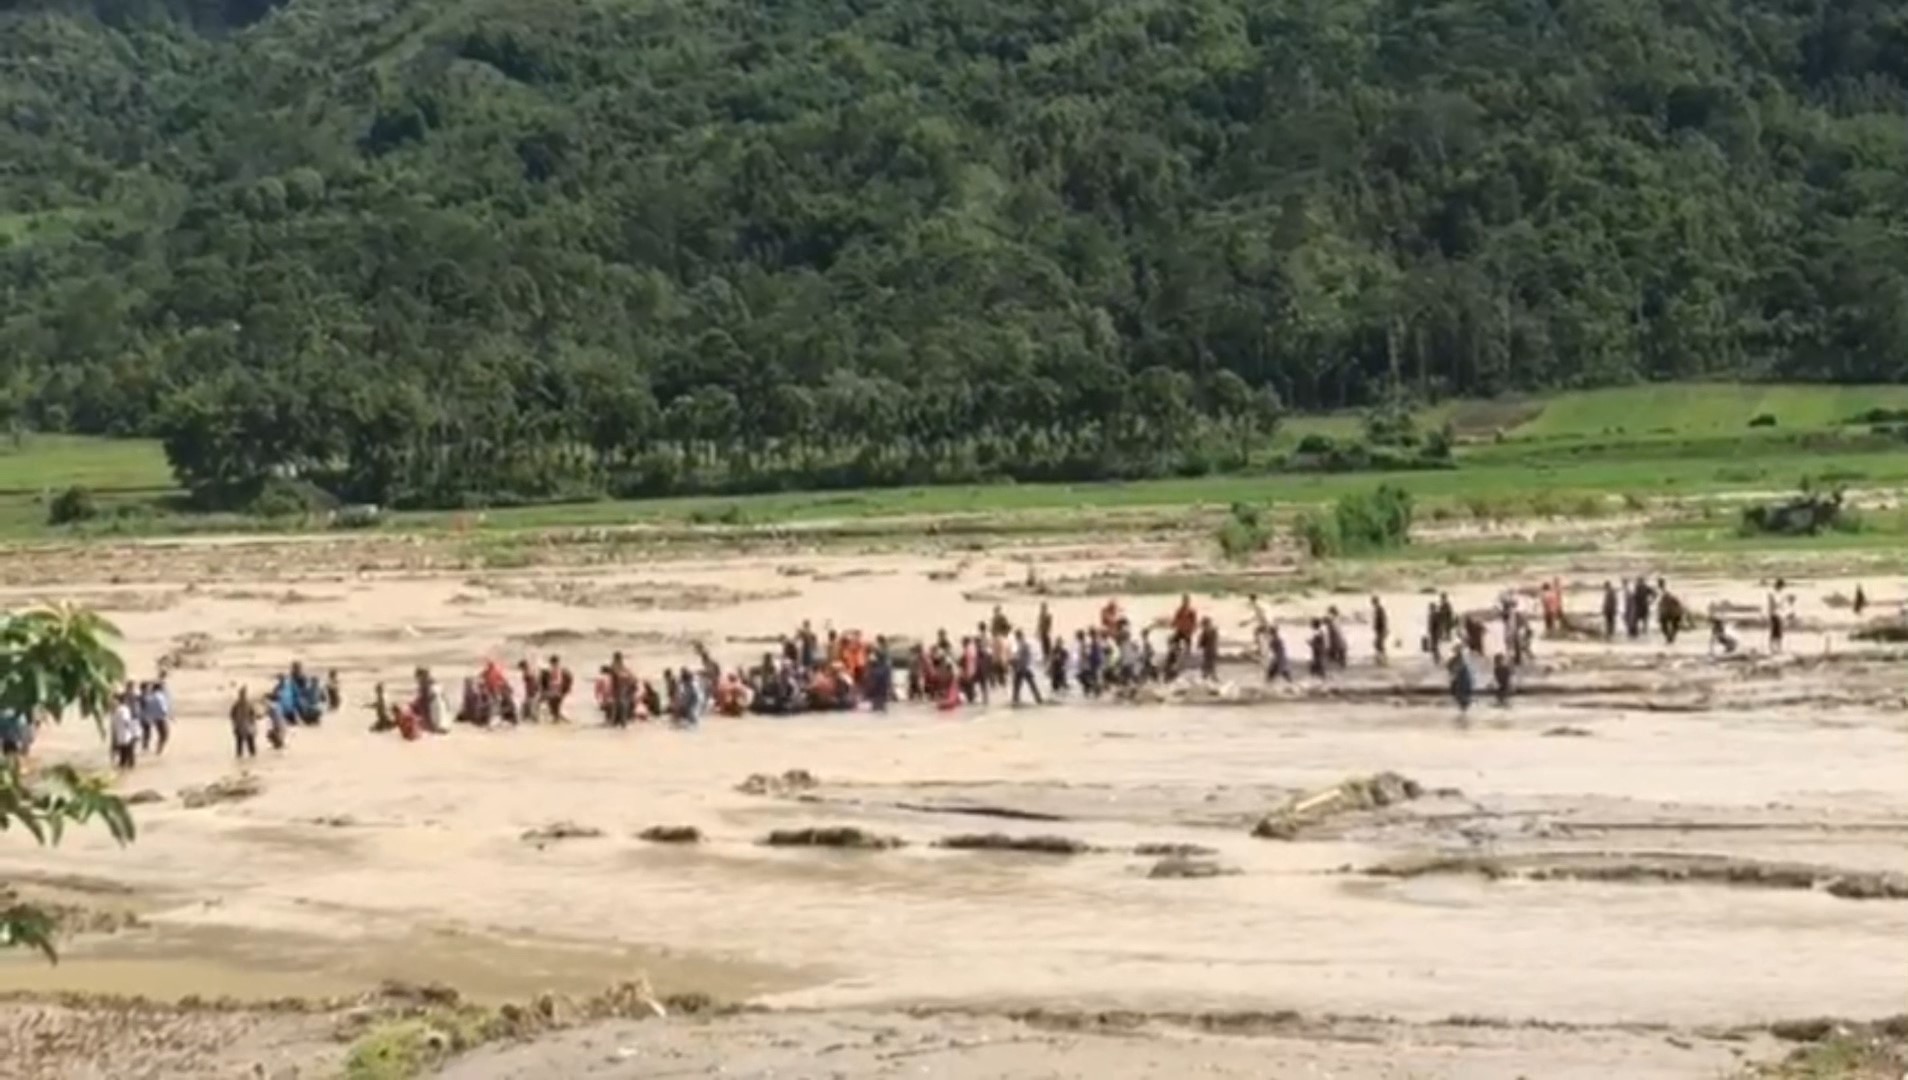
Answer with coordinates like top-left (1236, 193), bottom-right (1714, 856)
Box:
top-left (1299, 485), bottom-right (1413, 558)
top-left (331, 504), bottom-right (383, 530)
top-left (1216, 502), bottom-right (1272, 561)
top-left (1285, 440), bottom-right (1456, 475)
top-left (1294, 433), bottom-right (1336, 455)
top-left (686, 503), bottom-right (749, 526)
top-left (1294, 511), bottom-right (1338, 558)
top-left (47, 485), bottom-right (98, 525)
top-left (1850, 407), bottom-right (1908, 426)
top-left (1747, 412), bottom-right (1777, 428)
top-left (1362, 402), bottom-right (1419, 447)
top-left (1462, 493), bottom-right (1521, 523)
top-left (1570, 493), bottom-right (1609, 518)
top-left (250, 477), bottom-right (335, 519)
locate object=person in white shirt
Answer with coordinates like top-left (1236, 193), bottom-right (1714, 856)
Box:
top-left (110, 694), bottom-right (139, 770)
top-left (1243, 594), bottom-right (1271, 657)
top-left (1010, 630), bottom-right (1043, 705)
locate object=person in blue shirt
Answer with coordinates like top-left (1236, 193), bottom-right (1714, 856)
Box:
top-left (286, 662), bottom-right (325, 725)
top-left (140, 680), bottom-right (172, 755)
top-left (269, 674), bottom-right (298, 731)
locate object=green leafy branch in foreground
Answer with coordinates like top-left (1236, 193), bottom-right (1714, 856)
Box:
top-left (0, 603), bottom-right (136, 961)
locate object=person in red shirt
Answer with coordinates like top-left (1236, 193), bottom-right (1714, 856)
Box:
top-left (1171, 594), bottom-right (1199, 647)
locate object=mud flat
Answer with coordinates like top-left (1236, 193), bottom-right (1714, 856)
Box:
top-left (0, 531), bottom-right (1904, 1077)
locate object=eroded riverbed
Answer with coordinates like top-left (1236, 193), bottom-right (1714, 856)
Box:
top-left (0, 534), bottom-right (1903, 1077)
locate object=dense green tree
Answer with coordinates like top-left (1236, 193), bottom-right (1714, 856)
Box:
top-left (2, 0), bottom-right (1906, 507)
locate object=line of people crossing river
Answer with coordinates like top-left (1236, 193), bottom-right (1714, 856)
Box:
top-left (344, 573), bottom-right (1809, 739)
top-left (24, 574), bottom-right (1833, 766)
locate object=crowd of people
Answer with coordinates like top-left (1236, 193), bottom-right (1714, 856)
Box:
top-left (6, 576), bottom-right (1854, 767)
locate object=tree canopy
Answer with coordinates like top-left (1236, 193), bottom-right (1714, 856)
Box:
top-left (3, 0), bottom-right (1907, 506)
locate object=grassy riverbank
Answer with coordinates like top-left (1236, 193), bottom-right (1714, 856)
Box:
top-left (2, 383), bottom-right (1905, 543)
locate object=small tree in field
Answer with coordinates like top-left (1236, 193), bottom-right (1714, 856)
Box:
top-left (0, 604), bottom-right (136, 960)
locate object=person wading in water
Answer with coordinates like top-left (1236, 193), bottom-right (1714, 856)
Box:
top-left (230, 686), bottom-right (259, 759)
top-left (1010, 629), bottom-right (1043, 706)
top-left (1046, 631), bottom-right (1070, 695)
top-left (541, 655), bottom-right (574, 722)
top-left (1658, 586), bottom-right (1685, 645)
top-left (1324, 608), bottom-right (1348, 670)
top-left (1767, 584), bottom-right (1787, 652)
top-left (1171, 595), bottom-right (1198, 652)
top-left (1370, 597), bottom-right (1389, 664)
top-left (1265, 624), bottom-right (1292, 682)
top-left (1197, 616), bottom-right (1220, 681)
top-left (1448, 649), bottom-right (1475, 715)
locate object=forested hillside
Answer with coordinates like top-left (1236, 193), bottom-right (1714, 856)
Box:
top-left (4, 0), bottom-right (1908, 507)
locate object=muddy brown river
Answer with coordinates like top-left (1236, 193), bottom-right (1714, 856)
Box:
top-left (0, 536), bottom-right (1903, 1077)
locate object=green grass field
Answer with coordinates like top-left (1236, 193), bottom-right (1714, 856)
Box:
top-left (0, 434), bottom-right (173, 493)
top-left (1507, 383), bottom-right (1908, 439)
top-left (4, 382), bottom-right (1907, 543)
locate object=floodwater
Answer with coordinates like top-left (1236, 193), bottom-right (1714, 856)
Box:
top-left (0, 538), bottom-right (1904, 1039)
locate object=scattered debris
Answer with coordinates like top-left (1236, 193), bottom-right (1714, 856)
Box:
top-left (179, 774), bottom-right (263, 809)
top-left (892, 801), bottom-right (1069, 822)
top-left (123, 789), bottom-right (166, 806)
top-left (1132, 842), bottom-right (1218, 857)
top-left (375, 980), bottom-right (463, 1007)
top-left (1739, 488), bottom-right (1849, 537)
top-left (1360, 854), bottom-right (1908, 900)
top-left (1851, 617), bottom-right (1908, 644)
top-left (157, 632), bottom-right (215, 672)
top-left (763, 826), bottom-right (904, 850)
top-left (1824, 874), bottom-right (1908, 901)
top-left (1146, 857), bottom-right (1240, 880)
top-left (511, 628), bottom-right (591, 647)
top-left (1749, 1017), bottom-right (1908, 1080)
top-left (520, 822), bottom-right (605, 845)
top-left (1542, 725), bottom-right (1594, 738)
top-left (1252, 772), bottom-right (1425, 840)
top-left (637, 825), bottom-right (703, 844)
top-left (935, 833), bottom-right (1098, 855)
top-left (737, 769), bottom-right (820, 796)
top-left (490, 579), bottom-right (796, 611)
top-left (1769, 1018), bottom-right (1837, 1043)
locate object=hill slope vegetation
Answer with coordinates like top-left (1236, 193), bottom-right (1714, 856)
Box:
top-left (3, 0), bottom-right (1907, 506)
